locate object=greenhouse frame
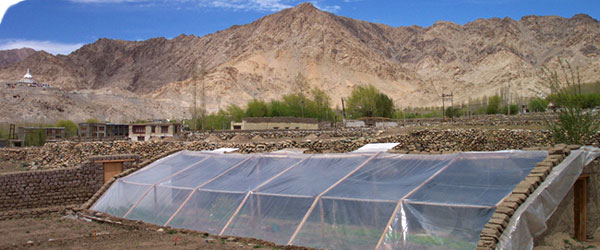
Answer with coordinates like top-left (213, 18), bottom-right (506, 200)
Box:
top-left (91, 148), bottom-right (582, 250)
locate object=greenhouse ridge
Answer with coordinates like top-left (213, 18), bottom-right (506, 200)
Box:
top-left (92, 150), bottom-right (548, 249)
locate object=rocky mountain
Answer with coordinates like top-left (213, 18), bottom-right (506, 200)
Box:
top-left (0, 3), bottom-right (598, 122)
top-left (0, 48), bottom-right (36, 69)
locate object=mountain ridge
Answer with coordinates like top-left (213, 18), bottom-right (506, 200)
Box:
top-left (0, 3), bottom-right (598, 122)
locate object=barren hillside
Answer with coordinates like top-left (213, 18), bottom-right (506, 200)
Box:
top-left (0, 3), bottom-right (598, 122)
top-left (0, 48), bottom-right (36, 69)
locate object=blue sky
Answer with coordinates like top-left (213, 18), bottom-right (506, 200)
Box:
top-left (0, 0), bottom-right (598, 55)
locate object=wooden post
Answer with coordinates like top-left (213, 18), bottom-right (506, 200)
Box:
top-left (257, 193), bottom-right (262, 219)
top-left (574, 174), bottom-right (588, 241)
top-left (319, 199), bottom-right (325, 239)
top-left (250, 194), bottom-right (255, 228)
top-left (332, 200), bottom-right (337, 226)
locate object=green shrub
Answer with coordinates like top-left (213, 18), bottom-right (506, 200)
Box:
top-left (486, 95), bottom-right (501, 114)
top-left (445, 107), bottom-right (461, 118)
top-left (245, 99), bottom-right (269, 117)
top-left (528, 98), bottom-right (549, 112)
top-left (541, 61), bottom-right (600, 144)
top-left (24, 129), bottom-right (46, 147)
top-left (346, 84), bottom-right (394, 118)
top-left (202, 110), bottom-right (232, 130)
top-left (56, 120), bottom-right (78, 137)
top-left (501, 104), bottom-right (519, 115)
top-left (86, 118), bottom-right (101, 123)
top-left (226, 104), bottom-right (245, 122)
top-left (582, 93), bottom-right (600, 109)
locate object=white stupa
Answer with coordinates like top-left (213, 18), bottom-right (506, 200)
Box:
top-left (19, 68), bottom-right (36, 85)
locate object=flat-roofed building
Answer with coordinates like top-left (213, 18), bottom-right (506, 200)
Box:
top-left (128, 123), bottom-right (182, 142)
top-left (16, 127), bottom-right (65, 146)
top-left (79, 123), bottom-right (129, 138)
top-left (231, 117), bottom-right (319, 130)
top-left (78, 123), bottom-right (107, 138)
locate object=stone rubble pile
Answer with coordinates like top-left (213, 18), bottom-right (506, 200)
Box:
top-left (186, 127), bottom-right (378, 141)
top-left (398, 113), bottom-right (556, 127)
top-left (1, 128), bottom-right (598, 170)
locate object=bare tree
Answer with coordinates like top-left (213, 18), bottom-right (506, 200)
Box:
top-left (190, 62), bottom-right (207, 132)
top-left (294, 73), bottom-right (309, 117)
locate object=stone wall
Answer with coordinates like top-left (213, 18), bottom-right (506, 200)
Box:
top-left (0, 154), bottom-right (138, 212)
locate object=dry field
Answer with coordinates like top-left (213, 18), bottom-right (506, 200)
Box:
top-left (0, 213), bottom-right (288, 250)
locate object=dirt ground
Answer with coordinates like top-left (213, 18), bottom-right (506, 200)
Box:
top-left (0, 214), bottom-right (282, 250)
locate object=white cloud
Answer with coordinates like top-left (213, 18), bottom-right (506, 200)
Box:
top-left (0, 0), bottom-right (25, 25)
top-left (207, 0), bottom-right (293, 12)
top-left (68, 0), bottom-right (340, 13)
top-left (0, 40), bottom-right (85, 55)
top-left (69, 0), bottom-right (148, 3)
top-left (309, 1), bottom-right (340, 12)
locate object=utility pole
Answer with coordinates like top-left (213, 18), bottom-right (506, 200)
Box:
top-left (341, 97), bottom-right (347, 121)
top-left (507, 81), bottom-right (511, 116)
top-left (441, 93), bottom-right (453, 121)
top-left (442, 94), bottom-right (445, 121)
top-left (192, 72), bottom-right (197, 134)
top-left (200, 69), bottom-right (206, 131)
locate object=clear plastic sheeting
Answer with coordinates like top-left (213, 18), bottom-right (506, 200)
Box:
top-left (498, 147), bottom-right (600, 250)
top-left (91, 181), bottom-right (150, 217)
top-left (92, 150), bottom-right (549, 250)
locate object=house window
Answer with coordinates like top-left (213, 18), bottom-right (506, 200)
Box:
top-left (99, 127), bottom-right (105, 131)
top-left (137, 136), bottom-right (145, 141)
top-left (151, 126), bottom-right (155, 133)
top-left (133, 126), bottom-right (145, 134)
top-left (273, 127), bottom-right (279, 130)
top-left (161, 126), bottom-right (168, 133)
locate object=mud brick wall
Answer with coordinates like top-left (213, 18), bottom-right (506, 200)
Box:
top-left (477, 144), bottom-right (578, 249)
top-left (534, 157), bottom-right (600, 242)
top-left (0, 154), bottom-right (138, 212)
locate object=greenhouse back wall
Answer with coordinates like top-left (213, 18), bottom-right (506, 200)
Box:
top-left (91, 150), bottom-right (548, 250)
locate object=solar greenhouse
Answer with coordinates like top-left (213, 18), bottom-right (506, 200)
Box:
top-left (92, 150), bottom-right (548, 250)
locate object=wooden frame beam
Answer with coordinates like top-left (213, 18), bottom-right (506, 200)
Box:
top-left (374, 154), bottom-right (459, 250)
top-left (122, 156), bottom-right (213, 218)
top-left (94, 159), bottom-right (136, 163)
top-left (287, 152), bottom-right (381, 245)
top-left (163, 155), bottom-right (255, 226)
top-left (406, 200), bottom-right (495, 209)
top-left (218, 155), bottom-right (312, 236)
